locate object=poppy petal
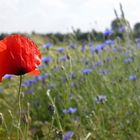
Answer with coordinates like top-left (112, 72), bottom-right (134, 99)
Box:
top-left (0, 77), bottom-right (2, 82)
top-left (28, 69), bottom-right (41, 76)
top-left (0, 41), bottom-right (7, 52)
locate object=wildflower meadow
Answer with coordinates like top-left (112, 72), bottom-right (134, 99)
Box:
top-left (1, 5), bottom-right (140, 140)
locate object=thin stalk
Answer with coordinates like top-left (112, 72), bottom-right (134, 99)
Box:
top-left (46, 90), bottom-right (63, 132)
top-left (17, 75), bottom-right (23, 140)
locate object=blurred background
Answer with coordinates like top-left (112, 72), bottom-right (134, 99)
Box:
top-left (0, 0), bottom-right (139, 34)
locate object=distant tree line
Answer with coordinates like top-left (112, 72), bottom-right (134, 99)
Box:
top-left (37, 20), bottom-right (140, 43)
top-left (1, 20), bottom-right (140, 44)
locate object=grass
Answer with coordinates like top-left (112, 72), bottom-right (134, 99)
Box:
top-left (1, 33), bottom-right (140, 140)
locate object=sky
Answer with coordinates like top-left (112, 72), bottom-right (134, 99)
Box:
top-left (0, 0), bottom-right (140, 33)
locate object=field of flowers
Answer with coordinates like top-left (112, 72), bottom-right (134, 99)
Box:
top-left (0, 31), bottom-right (140, 140)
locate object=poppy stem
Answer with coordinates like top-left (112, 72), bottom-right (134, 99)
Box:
top-left (17, 75), bottom-right (23, 139)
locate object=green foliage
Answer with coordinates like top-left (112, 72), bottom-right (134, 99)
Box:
top-left (134, 23), bottom-right (140, 33)
top-left (1, 32), bottom-right (140, 139)
top-left (133, 23), bottom-right (140, 38)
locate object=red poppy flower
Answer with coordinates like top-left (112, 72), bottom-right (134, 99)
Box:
top-left (0, 34), bottom-right (41, 81)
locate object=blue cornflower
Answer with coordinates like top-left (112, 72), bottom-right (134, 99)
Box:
top-left (57, 47), bottom-right (65, 53)
top-left (67, 107), bottom-right (77, 113)
top-left (104, 39), bottom-right (115, 45)
top-left (82, 68), bottom-right (92, 74)
top-left (95, 95), bottom-right (107, 104)
top-left (63, 107), bottom-right (77, 114)
top-left (95, 44), bottom-right (105, 53)
top-left (35, 75), bottom-right (47, 81)
top-left (118, 26), bottom-right (126, 33)
top-left (22, 79), bottom-right (37, 87)
top-left (42, 56), bottom-right (52, 64)
top-left (69, 43), bottom-right (76, 49)
top-left (3, 74), bottom-right (13, 79)
top-left (43, 42), bottom-right (53, 49)
top-left (103, 29), bottom-right (113, 36)
top-left (58, 55), bottom-right (68, 62)
top-left (124, 57), bottom-right (134, 63)
top-left (128, 75), bottom-right (137, 81)
top-left (64, 131), bottom-right (74, 140)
